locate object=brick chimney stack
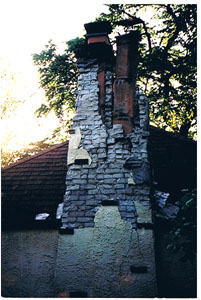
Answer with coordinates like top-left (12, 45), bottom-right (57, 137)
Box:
top-left (113, 31), bottom-right (141, 134)
top-left (84, 21), bottom-right (114, 125)
top-left (81, 23), bottom-right (141, 134)
top-left (84, 21), bottom-right (112, 45)
top-left (59, 22), bottom-right (157, 298)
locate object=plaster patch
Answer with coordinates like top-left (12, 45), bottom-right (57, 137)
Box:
top-left (68, 127), bottom-right (92, 165)
top-left (55, 206), bottom-right (157, 297)
top-left (94, 206), bottom-right (132, 230)
top-left (128, 176), bottom-right (135, 186)
top-left (135, 201), bottom-right (152, 223)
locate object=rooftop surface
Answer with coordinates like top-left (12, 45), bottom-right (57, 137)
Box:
top-left (1, 127), bottom-right (196, 230)
top-left (2, 141), bottom-right (68, 229)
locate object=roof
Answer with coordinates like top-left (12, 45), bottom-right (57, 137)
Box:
top-left (148, 125), bottom-right (196, 193)
top-left (1, 127), bottom-right (196, 230)
top-left (1, 141), bottom-right (68, 229)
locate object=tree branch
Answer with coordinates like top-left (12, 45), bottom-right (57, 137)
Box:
top-left (114, 5), bottom-right (152, 54)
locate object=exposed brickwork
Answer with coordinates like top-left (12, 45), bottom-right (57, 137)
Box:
top-left (61, 27), bottom-right (153, 230)
top-left (61, 52), bottom-right (151, 229)
top-left (1, 128), bottom-right (195, 229)
top-left (113, 32), bottom-right (140, 134)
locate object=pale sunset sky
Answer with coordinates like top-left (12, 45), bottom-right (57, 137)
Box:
top-left (0, 0), bottom-right (110, 151)
top-left (0, 0), bottom-right (198, 152)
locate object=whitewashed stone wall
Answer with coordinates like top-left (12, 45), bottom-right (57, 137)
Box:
top-left (57, 54), bottom-right (157, 297)
top-left (62, 58), bottom-right (153, 231)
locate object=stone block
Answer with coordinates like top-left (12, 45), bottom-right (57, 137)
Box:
top-left (66, 217), bottom-right (76, 222)
top-left (84, 211), bottom-right (95, 217)
top-left (102, 184), bottom-right (112, 189)
top-left (69, 211), bottom-right (85, 217)
top-left (103, 178), bottom-right (114, 184)
top-left (84, 184), bottom-right (96, 189)
top-left (77, 217), bottom-right (93, 222)
top-left (67, 185), bottom-right (80, 191)
top-left (88, 190), bottom-right (98, 195)
top-left (95, 194), bottom-right (108, 201)
top-left (115, 184), bottom-right (125, 189)
top-left (86, 200), bottom-right (96, 205)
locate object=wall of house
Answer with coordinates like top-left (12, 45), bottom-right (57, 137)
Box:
top-left (1, 230), bottom-right (59, 297)
top-left (2, 226), bottom-right (196, 298)
top-left (55, 206), bottom-right (157, 298)
top-left (2, 21), bottom-right (196, 298)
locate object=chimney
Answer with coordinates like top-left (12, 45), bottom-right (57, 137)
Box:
top-left (59, 22), bottom-right (157, 298)
top-left (113, 31), bottom-right (140, 134)
top-left (84, 21), bottom-right (112, 45)
top-left (84, 21), bottom-right (113, 125)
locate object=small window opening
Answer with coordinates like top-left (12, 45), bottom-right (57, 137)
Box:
top-left (70, 291), bottom-right (88, 298)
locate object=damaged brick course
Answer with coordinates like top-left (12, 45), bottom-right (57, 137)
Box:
top-left (62, 25), bottom-right (152, 230)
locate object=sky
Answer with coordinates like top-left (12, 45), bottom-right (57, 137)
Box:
top-left (0, 1), bottom-right (199, 152)
top-left (0, 0), bottom-right (110, 74)
top-left (0, 1), bottom-right (110, 151)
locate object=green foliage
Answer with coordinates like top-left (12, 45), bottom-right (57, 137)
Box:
top-left (1, 139), bottom-right (53, 168)
top-left (33, 40), bottom-right (78, 115)
top-left (67, 37), bottom-right (86, 53)
top-left (167, 188), bottom-right (196, 263)
top-left (0, 59), bottom-right (25, 119)
top-left (97, 4), bottom-right (197, 138)
top-left (33, 4), bottom-right (197, 139)
top-left (32, 40), bottom-right (78, 139)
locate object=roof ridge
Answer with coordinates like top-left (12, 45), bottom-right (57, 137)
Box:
top-left (149, 125), bottom-right (196, 144)
top-left (1, 141), bottom-right (69, 171)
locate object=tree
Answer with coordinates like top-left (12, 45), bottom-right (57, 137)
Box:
top-left (0, 58), bottom-right (25, 120)
top-left (32, 40), bottom-right (79, 140)
top-left (167, 188), bottom-right (196, 263)
top-left (32, 4), bottom-right (197, 139)
top-left (97, 4), bottom-right (197, 138)
top-left (0, 60), bottom-right (55, 168)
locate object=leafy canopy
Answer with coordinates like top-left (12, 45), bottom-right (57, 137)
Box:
top-left (32, 40), bottom-right (79, 139)
top-left (167, 188), bottom-right (196, 263)
top-left (0, 60), bottom-right (56, 168)
top-left (32, 4), bottom-right (197, 139)
top-left (97, 4), bottom-right (197, 138)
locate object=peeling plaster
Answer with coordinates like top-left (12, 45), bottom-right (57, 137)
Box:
top-left (135, 201), bottom-right (152, 224)
top-left (67, 127), bottom-right (92, 166)
top-left (55, 206), bottom-right (157, 298)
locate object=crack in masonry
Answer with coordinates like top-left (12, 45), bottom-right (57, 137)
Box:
top-left (135, 228), bottom-right (145, 262)
top-left (118, 227), bottom-right (133, 293)
top-left (118, 227), bottom-right (146, 294)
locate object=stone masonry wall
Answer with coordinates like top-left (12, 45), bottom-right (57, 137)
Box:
top-left (57, 25), bottom-right (157, 297)
top-left (62, 58), bottom-right (152, 230)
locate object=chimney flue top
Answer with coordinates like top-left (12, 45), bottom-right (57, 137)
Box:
top-left (84, 21), bottom-right (112, 45)
top-left (84, 21), bottom-right (112, 35)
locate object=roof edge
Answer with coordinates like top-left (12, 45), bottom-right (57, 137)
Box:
top-left (149, 125), bottom-right (196, 145)
top-left (1, 141), bottom-right (69, 171)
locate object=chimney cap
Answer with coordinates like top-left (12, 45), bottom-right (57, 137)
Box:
top-left (84, 21), bottom-right (112, 35)
top-left (116, 30), bottom-right (141, 43)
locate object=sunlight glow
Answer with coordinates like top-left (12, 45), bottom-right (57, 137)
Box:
top-left (0, 1), bottom-right (109, 153)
